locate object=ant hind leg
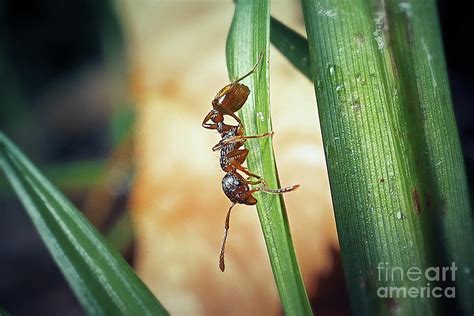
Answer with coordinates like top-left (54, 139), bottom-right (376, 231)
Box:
top-left (252, 181), bottom-right (300, 194)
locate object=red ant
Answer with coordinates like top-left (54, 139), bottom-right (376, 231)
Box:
top-left (203, 53), bottom-right (299, 271)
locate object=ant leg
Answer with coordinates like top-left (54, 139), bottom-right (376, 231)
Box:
top-left (212, 131), bottom-right (274, 151)
top-left (245, 178), bottom-right (264, 186)
top-left (230, 160), bottom-right (262, 180)
top-left (219, 202), bottom-right (237, 272)
top-left (226, 149), bottom-right (262, 179)
top-left (243, 177), bottom-right (299, 194)
top-left (229, 148), bottom-right (249, 163)
top-left (232, 52), bottom-right (264, 84)
top-left (202, 110), bottom-right (218, 130)
top-left (254, 181), bottom-right (300, 194)
top-left (224, 131), bottom-right (274, 145)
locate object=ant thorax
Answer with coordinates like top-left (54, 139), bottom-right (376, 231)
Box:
top-left (217, 121), bottom-right (224, 134)
top-left (219, 126), bottom-right (241, 171)
top-left (221, 125), bottom-right (238, 139)
top-left (217, 120), bottom-right (239, 136)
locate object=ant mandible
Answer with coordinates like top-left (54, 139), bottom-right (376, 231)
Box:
top-left (203, 53), bottom-right (299, 271)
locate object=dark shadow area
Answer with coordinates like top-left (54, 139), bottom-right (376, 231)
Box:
top-left (438, 0), bottom-right (474, 208)
top-left (309, 248), bottom-right (352, 316)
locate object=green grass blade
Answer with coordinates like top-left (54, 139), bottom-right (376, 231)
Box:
top-left (0, 159), bottom-right (105, 194)
top-left (299, 0), bottom-right (473, 314)
top-left (270, 16), bottom-right (311, 81)
top-left (0, 132), bottom-right (168, 316)
top-left (226, 1), bottom-right (312, 315)
top-left (384, 1), bottom-right (474, 313)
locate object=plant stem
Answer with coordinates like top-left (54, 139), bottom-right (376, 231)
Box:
top-left (226, 0), bottom-right (312, 314)
top-left (299, 0), bottom-right (473, 314)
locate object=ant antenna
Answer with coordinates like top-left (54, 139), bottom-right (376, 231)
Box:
top-left (219, 202), bottom-right (236, 272)
top-left (232, 52), bottom-right (264, 84)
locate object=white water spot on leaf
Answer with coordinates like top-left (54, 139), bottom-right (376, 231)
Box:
top-left (351, 99), bottom-right (361, 112)
top-left (355, 33), bottom-right (364, 52)
top-left (374, 9), bottom-right (385, 26)
top-left (399, 2), bottom-right (413, 17)
top-left (373, 10), bottom-right (386, 50)
top-left (421, 39), bottom-right (438, 89)
top-left (396, 211), bottom-right (405, 220)
top-left (256, 111), bottom-right (265, 122)
top-left (318, 8), bottom-right (337, 17)
top-left (317, 2), bottom-right (337, 17)
top-left (373, 31), bottom-right (384, 50)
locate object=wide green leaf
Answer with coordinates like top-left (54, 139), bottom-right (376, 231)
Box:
top-left (226, 1), bottom-right (312, 315)
top-left (296, 0), bottom-right (474, 314)
top-left (0, 132), bottom-right (168, 316)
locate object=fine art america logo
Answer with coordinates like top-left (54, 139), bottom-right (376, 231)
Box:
top-left (376, 262), bottom-right (457, 298)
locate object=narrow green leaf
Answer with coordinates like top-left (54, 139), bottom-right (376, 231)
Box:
top-left (299, 0), bottom-right (473, 314)
top-left (226, 1), bottom-right (312, 315)
top-left (0, 132), bottom-right (168, 316)
top-left (0, 159), bottom-right (105, 194)
top-left (270, 16), bottom-right (312, 80)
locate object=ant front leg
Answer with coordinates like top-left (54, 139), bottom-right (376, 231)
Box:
top-left (202, 110), bottom-right (218, 130)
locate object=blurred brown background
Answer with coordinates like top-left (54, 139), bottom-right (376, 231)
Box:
top-left (120, 1), bottom-right (338, 314)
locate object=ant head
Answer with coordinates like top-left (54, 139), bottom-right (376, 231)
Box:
top-left (210, 110), bottom-right (224, 123)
